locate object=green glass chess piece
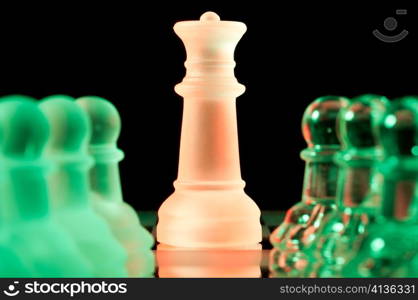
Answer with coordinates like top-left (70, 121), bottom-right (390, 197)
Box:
top-left (0, 96), bottom-right (35, 277)
top-left (0, 94), bottom-right (36, 103)
top-left (39, 95), bottom-right (128, 277)
top-left (303, 94), bottom-right (389, 277)
top-left (342, 96), bottom-right (418, 277)
top-left (269, 96), bottom-right (348, 277)
top-left (0, 98), bottom-right (92, 277)
top-left (76, 96), bottom-right (155, 277)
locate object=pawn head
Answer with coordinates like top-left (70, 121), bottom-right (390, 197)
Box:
top-left (378, 96), bottom-right (418, 157)
top-left (39, 95), bottom-right (91, 154)
top-left (76, 96), bottom-right (121, 146)
top-left (0, 100), bottom-right (49, 159)
top-left (339, 94), bottom-right (389, 150)
top-left (1, 94), bottom-right (37, 103)
top-left (302, 96), bottom-right (349, 148)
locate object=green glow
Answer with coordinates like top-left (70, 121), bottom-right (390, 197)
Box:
top-left (0, 95), bottom-right (156, 278)
top-left (300, 214), bottom-right (310, 223)
top-left (384, 114), bottom-right (397, 127)
top-left (344, 110), bottom-right (354, 121)
top-left (332, 222), bottom-right (344, 232)
top-left (341, 96), bottom-right (418, 278)
top-left (0, 98), bottom-right (93, 277)
top-left (371, 238), bottom-right (385, 252)
top-left (76, 96), bottom-right (155, 277)
top-left (270, 96), bottom-right (347, 277)
top-left (301, 94), bottom-right (390, 278)
top-left (311, 110), bottom-right (320, 121)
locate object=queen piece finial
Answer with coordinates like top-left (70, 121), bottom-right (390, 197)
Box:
top-left (200, 11), bottom-right (220, 21)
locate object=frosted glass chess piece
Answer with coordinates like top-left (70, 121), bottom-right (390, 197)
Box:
top-left (343, 96), bottom-right (418, 277)
top-left (304, 95), bottom-right (389, 277)
top-left (0, 98), bottom-right (92, 277)
top-left (0, 95), bottom-right (37, 277)
top-left (39, 96), bottom-right (128, 277)
top-left (269, 96), bottom-right (348, 277)
top-left (76, 96), bottom-right (155, 277)
top-left (157, 12), bottom-right (262, 249)
top-left (0, 94), bottom-right (36, 103)
top-left (156, 247), bottom-right (262, 278)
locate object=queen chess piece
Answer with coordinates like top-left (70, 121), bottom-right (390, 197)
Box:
top-left (157, 12), bottom-right (262, 249)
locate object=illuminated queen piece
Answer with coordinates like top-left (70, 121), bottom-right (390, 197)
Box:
top-left (157, 12), bottom-right (262, 248)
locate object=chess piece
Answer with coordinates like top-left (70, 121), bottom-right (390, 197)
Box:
top-left (39, 95), bottom-right (128, 277)
top-left (157, 12), bottom-right (262, 248)
top-left (0, 98), bottom-right (92, 277)
top-left (304, 94), bottom-right (389, 277)
top-left (0, 95), bottom-right (35, 277)
top-left (156, 245), bottom-right (262, 277)
top-left (0, 94), bottom-right (36, 102)
top-left (269, 96), bottom-right (348, 274)
top-left (76, 96), bottom-right (155, 277)
top-left (343, 96), bottom-right (418, 277)
top-left (268, 248), bottom-right (308, 278)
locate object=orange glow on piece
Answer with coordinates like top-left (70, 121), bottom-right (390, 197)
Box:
top-left (156, 12), bottom-right (262, 248)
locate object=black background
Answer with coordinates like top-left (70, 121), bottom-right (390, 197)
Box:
top-left (0, 2), bottom-right (416, 211)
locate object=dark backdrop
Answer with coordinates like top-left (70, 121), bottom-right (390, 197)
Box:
top-left (1, 2), bottom-right (416, 211)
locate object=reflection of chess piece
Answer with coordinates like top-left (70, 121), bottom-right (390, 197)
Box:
top-left (157, 12), bottom-right (262, 248)
top-left (156, 245), bottom-right (262, 278)
top-left (269, 96), bottom-right (347, 274)
top-left (305, 95), bottom-right (389, 277)
top-left (76, 96), bottom-right (155, 277)
top-left (343, 96), bottom-right (418, 277)
top-left (39, 96), bottom-right (127, 277)
top-left (0, 98), bottom-right (92, 277)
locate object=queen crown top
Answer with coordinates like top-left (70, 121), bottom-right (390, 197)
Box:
top-left (174, 12), bottom-right (247, 98)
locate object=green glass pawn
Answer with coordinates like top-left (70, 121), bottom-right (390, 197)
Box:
top-left (0, 98), bottom-right (92, 277)
top-left (343, 96), bottom-right (418, 277)
top-left (269, 248), bottom-right (308, 278)
top-left (269, 96), bottom-right (348, 275)
top-left (304, 94), bottom-right (389, 277)
top-left (0, 94), bottom-right (36, 102)
top-left (76, 96), bottom-right (155, 277)
top-left (0, 96), bottom-right (36, 277)
top-left (39, 95), bottom-right (128, 277)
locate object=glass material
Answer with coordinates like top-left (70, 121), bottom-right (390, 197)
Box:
top-left (269, 96), bottom-right (348, 275)
top-left (342, 96), bottom-right (418, 277)
top-left (39, 96), bottom-right (128, 277)
top-left (303, 94), bottom-right (389, 277)
top-left (76, 96), bottom-right (155, 277)
top-left (0, 97), bottom-right (93, 277)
